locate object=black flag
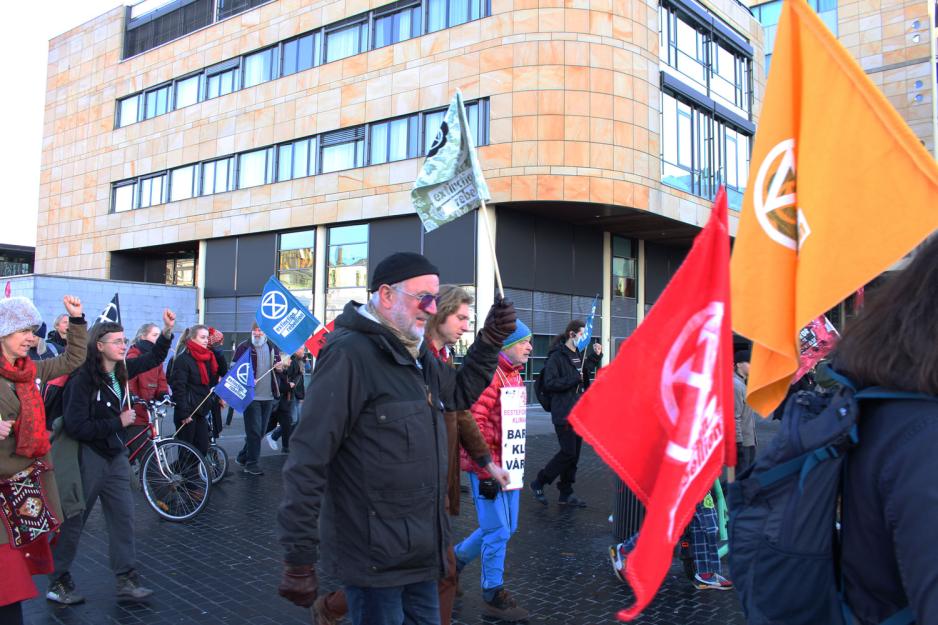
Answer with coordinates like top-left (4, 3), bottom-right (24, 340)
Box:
top-left (92, 293), bottom-right (121, 328)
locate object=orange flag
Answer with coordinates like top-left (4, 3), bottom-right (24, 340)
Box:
top-left (731, 0), bottom-right (938, 415)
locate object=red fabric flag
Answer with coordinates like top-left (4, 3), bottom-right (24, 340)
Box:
top-left (304, 320), bottom-right (335, 358)
top-left (3, 281), bottom-right (10, 298)
top-left (568, 188), bottom-right (733, 621)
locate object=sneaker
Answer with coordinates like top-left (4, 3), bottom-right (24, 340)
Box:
top-left (608, 544), bottom-right (628, 583)
top-left (694, 572), bottom-right (734, 590)
top-left (242, 465), bottom-right (264, 476)
top-left (558, 494), bottom-right (587, 508)
top-left (529, 481), bottom-right (548, 506)
top-left (311, 594), bottom-right (341, 625)
top-left (265, 433), bottom-right (280, 451)
top-left (46, 573), bottom-right (85, 605)
top-left (116, 571), bottom-right (154, 601)
top-left (482, 589), bottom-right (529, 622)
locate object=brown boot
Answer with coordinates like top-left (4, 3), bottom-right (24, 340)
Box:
top-left (311, 593), bottom-right (344, 625)
top-left (482, 589), bottom-right (529, 622)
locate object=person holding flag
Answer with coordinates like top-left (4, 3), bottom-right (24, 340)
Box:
top-left (233, 323), bottom-right (281, 476)
top-left (276, 252), bottom-right (517, 625)
top-left (169, 325), bottom-right (228, 456)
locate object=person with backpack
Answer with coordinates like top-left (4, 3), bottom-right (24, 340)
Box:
top-left (530, 320), bottom-right (588, 508)
top-left (733, 349), bottom-right (758, 474)
top-left (126, 323), bottom-right (170, 457)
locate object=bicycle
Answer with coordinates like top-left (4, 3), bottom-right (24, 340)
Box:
top-left (201, 424), bottom-right (229, 485)
top-left (125, 397), bottom-right (212, 522)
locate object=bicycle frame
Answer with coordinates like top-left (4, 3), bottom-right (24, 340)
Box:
top-left (128, 397), bottom-right (176, 481)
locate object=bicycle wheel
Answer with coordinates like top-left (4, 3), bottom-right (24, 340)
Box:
top-left (140, 439), bottom-right (211, 522)
top-left (202, 444), bottom-right (228, 484)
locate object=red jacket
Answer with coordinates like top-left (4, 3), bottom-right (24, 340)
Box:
top-left (460, 353), bottom-right (524, 479)
top-left (127, 341), bottom-right (169, 426)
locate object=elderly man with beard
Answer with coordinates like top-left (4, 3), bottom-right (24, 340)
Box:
top-left (233, 323), bottom-right (282, 476)
top-left (277, 253), bottom-right (517, 625)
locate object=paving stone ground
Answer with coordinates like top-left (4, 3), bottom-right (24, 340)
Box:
top-left (22, 408), bottom-right (769, 625)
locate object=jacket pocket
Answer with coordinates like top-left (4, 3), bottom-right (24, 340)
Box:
top-left (372, 401), bottom-right (425, 464)
top-left (367, 486), bottom-right (436, 574)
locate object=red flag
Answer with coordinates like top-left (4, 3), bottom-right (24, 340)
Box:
top-left (3, 281), bottom-right (9, 298)
top-left (568, 188), bottom-right (733, 621)
top-left (793, 315), bottom-right (839, 383)
top-left (304, 321), bottom-right (335, 358)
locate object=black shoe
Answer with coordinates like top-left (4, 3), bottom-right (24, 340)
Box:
top-left (529, 481), bottom-right (548, 506)
top-left (116, 571), bottom-right (153, 601)
top-left (558, 494), bottom-right (587, 508)
top-left (46, 573), bottom-right (85, 605)
top-left (242, 465), bottom-right (264, 476)
top-left (482, 589), bottom-right (529, 621)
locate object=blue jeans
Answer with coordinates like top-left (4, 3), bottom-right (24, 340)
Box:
top-left (237, 399), bottom-right (273, 468)
top-left (454, 473), bottom-right (520, 594)
top-left (345, 580), bottom-right (440, 625)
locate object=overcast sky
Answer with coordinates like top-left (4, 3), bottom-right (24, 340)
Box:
top-left (1, 1), bottom-right (129, 248)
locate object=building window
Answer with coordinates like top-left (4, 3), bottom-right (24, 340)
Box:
top-left (243, 47), bottom-right (276, 88)
top-left (660, 92), bottom-right (750, 210)
top-left (278, 137), bottom-right (316, 181)
top-left (206, 66), bottom-right (238, 99)
top-left (201, 157), bottom-right (235, 195)
top-left (238, 147), bottom-right (274, 189)
top-left (278, 230), bottom-right (316, 311)
top-left (324, 21), bottom-right (367, 64)
top-left (166, 256), bottom-right (196, 286)
top-left (326, 224), bottom-right (369, 321)
top-left (169, 165), bottom-right (197, 202)
top-left (281, 32), bottom-right (319, 76)
top-left (117, 94), bottom-right (140, 128)
top-left (374, 4), bottom-right (421, 48)
top-left (369, 115), bottom-right (418, 165)
top-left (320, 127), bottom-right (365, 173)
top-left (144, 84), bottom-right (171, 120)
top-left (138, 174), bottom-right (166, 208)
top-left (113, 182), bottom-right (136, 213)
top-left (427, 0), bottom-right (484, 32)
top-left (174, 74), bottom-right (201, 108)
top-left (612, 237), bottom-right (637, 298)
top-left (753, 0), bottom-right (835, 74)
top-left (422, 99), bottom-right (487, 153)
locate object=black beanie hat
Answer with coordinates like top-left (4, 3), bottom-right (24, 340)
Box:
top-left (370, 252), bottom-right (439, 291)
top-left (734, 349), bottom-right (751, 365)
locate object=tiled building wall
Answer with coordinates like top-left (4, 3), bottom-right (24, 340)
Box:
top-left (37, 0), bottom-right (764, 278)
top-left (838, 0), bottom-right (935, 151)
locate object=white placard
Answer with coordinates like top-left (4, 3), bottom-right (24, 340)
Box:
top-left (500, 386), bottom-right (527, 491)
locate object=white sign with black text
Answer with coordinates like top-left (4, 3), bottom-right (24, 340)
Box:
top-left (500, 386), bottom-right (527, 491)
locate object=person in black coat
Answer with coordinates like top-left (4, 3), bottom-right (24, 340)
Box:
top-left (581, 341), bottom-right (603, 391)
top-left (49, 309), bottom-right (176, 605)
top-left (169, 325), bottom-right (226, 456)
top-left (530, 320), bottom-right (589, 508)
top-left (265, 348), bottom-right (305, 453)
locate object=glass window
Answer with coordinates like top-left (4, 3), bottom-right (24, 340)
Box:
top-left (278, 230), bottom-right (316, 311)
top-left (326, 224), bottom-right (369, 321)
top-left (202, 157), bottom-right (234, 195)
top-left (325, 23), bottom-right (365, 64)
top-left (238, 148), bottom-right (273, 188)
top-left (427, 0), bottom-right (446, 32)
top-left (206, 68), bottom-right (237, 99)
top-left (118, 95), bottom-right (140, 128)
top-left (243, 47), bottom-right (275, 88)
top-left (278, 138), bottom-right (314, 181)
top-left (423, 110), bottom-right (445, 153)
top-left (166, 257), bottom-right (196, 286)
top-left (138, 174), bottom-right (165, 208)
top-left (427, 0), bottom-right (481, 31)
top-left (174, 75), bottom-right (200, 108)
top-left (144, 84), bottom-right (171, 120)
top-left (370, 116), bottom-right (417, 165)
top-left (320, 128), bottom-right (364, 173)
top-left (113, 182), bottom-right (136, 212)
top-left (282, 33), bottom-right (317, 76)
top-left (612, 236), bottom-right (637, 298)
top-left (374, 5), bottom-right (420, 48)
top-left (170, 165), bottom-right (196, 201)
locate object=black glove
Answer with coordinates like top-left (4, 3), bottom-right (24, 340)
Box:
top-left (278, 563), bottom-right (318, 607)
top-left (479, 295), bottom-right (517, 347)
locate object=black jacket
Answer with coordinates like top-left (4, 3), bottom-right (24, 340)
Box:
top-left (47, 330), bottom-right (67, 351)
top-left (582, 348), bottom-right (602, 391)
top-left (542, 342), bottom-right (584, 425)
top-left (277, 301), bottom-right (500, 587)
top-left (169, 349), bottom-right (225, 425)
top-left (842, 397), bottom-right (938, 624)
top-left (63, 332), bottom-right (172, 458)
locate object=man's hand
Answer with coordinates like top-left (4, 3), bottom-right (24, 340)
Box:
top-left (119, 410), bottom-right (135, 428)
top-left (162, 309), bottom-right (176, 336)
top-left (278, 563), bottom-right (318, 607)
top-left (0, 420), bottom-right (12, 441)
top-left (479, 295), bottom-right (517, 347)
top-left (63, 295), bottom-right (82, 318)
top-left (486, 463), bottom-right (511, 488)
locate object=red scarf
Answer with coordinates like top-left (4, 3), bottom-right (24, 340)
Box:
top-left (0, 356), bottom-right (50, 458)
top-left (186, 340), bottom-right (218, 385)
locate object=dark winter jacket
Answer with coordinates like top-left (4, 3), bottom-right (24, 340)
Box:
top-left (542, 342), bottom-right (584, 425)
top-left (63, 332), bottom-right (172, 459)
top-left (46, 330), bottom-right (67, 351)
top-left (169, 348), bottom-right (225, 426)
top-left (290, 356), bottom-right (306, 401)
top-left (127, 340), bottom-right (170, 426)
top-left (277, 301), bottom-right (500, 588)
top-left (582, 348), bottom-right (602, 391)
top-left (233, 339), bottom-right (281, 400)
top-left (842, 397), bottom-right (938, 624)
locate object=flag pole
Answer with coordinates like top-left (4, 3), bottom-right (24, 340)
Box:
top-left (479, 200), bottom-right (504, 299)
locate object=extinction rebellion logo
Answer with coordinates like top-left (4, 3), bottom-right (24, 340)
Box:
top-left (754, 138), bottom-right (810, 250)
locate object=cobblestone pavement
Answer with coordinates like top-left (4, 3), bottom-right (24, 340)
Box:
top-left (22, 408), bottom-right (758, 625)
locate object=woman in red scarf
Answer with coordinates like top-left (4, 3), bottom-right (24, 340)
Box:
top-left (169, 325), bottom-right (224, 455)
top-left (0, 295), bottom-right (87, 625)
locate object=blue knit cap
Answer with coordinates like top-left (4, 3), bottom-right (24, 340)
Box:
top-left (502, 319), bottom-right (532, 349)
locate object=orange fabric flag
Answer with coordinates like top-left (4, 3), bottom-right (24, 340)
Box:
top-left (731, 0), bottom-right (938, 415)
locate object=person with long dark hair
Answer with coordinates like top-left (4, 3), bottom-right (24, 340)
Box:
top-left (0, 296), bottom-right (86, 625)
top-left (530, 319), bottom-right (589, 507)
top-left (46, 309), bottom-right (175, 606)
top-left (170, 324), bottom-right (226, 455)
top-left (832, 237), bottom-right (938, 624)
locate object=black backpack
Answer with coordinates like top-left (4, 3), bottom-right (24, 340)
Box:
top-left (533, 370), bottom-right (551, 412)
top-left (728, 371), bottom-right (922, 625)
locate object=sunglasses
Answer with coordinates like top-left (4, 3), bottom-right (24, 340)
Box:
top-left (391, 286), bottom-right (438, 313)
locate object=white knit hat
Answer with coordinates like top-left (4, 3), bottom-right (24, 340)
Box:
top-left (0, 297), bottom-right (43, 337)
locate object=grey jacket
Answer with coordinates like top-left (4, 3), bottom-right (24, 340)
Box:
top-left (734, 373), bottom-right (757, 446)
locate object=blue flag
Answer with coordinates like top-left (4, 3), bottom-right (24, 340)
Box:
top-left (577, 295), bottom-right (599, 351)
top-left (255, 276), bottom-right (322, 354)
top-left (214, 350), bottom-right (255, 413)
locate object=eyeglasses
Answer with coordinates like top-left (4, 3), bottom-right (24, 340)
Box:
top-left (98, 339), bottom-right (130, 346)
top-left (391, 286), bottom-right (438, 313)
